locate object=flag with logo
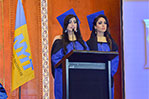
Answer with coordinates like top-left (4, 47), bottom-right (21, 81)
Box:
top-left (12, 0), bottom-right (34, 91)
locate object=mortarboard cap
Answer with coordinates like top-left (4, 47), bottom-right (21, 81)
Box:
top-left (57, 8), bottom-right (80, 28)
top-left (87, 10), bottom-right (104, 31)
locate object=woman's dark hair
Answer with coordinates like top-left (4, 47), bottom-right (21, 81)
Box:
top-left (62, 14), bottom-right (87, 54)
top-left (88, 14), bottom-right (118, 51)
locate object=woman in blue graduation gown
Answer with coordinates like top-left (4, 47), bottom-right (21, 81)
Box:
top-left (51, 9), bottom-right (89, 99)
top-left (0, 83), bottom-right (8, 99)
top-left (86, 11), bottom-right (119, 99)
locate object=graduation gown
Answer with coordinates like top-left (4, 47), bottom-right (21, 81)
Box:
top-left (87, 40), bottom-right (119, 99)
top-left (51, 39), bottom-right (89, 99)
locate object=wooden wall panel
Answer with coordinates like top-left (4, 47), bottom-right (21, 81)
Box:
top-left (0, 0), bottom-right (14, 98)
top-left (0, 0), bottom-right (42, 98)
top-left (21, 0), bottom-right (42, 98)
top-left (0, 0), bottom-right (4, 84)
top-left (48, 0), bottom-right (123, 99)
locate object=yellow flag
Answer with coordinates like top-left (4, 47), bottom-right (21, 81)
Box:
top-left (12, 0), bottom-right (34, 91)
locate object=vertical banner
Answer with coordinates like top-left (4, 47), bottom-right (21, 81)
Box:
top-left (12, 0), bottom-right (34, 91)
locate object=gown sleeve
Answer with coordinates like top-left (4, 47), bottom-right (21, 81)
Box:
top-left (51, 39), bottom-right (63, 78)
top-left (111, 51), bottom-right (119, 76)
top-left (0, 83), bottom-right (8, 99)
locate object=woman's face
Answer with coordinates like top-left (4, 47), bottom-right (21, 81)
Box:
top-left (67, 17), bottom-right (77, 32)
top-left (94, 17), bottom-right (107, 33)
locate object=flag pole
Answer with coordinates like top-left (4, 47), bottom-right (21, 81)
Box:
top-left (19, 87), bottom-right (21, 99)
top-left (19, 0), bottom-right (22, 98)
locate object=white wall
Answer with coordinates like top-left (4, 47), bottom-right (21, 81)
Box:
top-left (123, 1), bottom-right (149, 99)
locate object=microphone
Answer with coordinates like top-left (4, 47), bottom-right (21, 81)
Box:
top-left (72, 29), bottom-right (75, 32)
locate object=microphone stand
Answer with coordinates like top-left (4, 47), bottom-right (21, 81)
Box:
top-left (72, 29), bottom-right (76, 50)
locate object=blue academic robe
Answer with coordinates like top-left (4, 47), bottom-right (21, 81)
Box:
top-left (97, 42), bottom-right (119, 99)
top-left (0, 83), bottom-right (8, 99)
top-left (51, 40), bottom-right (89, 99)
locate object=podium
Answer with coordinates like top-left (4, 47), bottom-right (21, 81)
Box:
top-left (55, 50), bottom-right (118, 99)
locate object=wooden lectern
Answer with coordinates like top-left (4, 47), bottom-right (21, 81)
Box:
top-left (55, 50), bottom-right (118, 99)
